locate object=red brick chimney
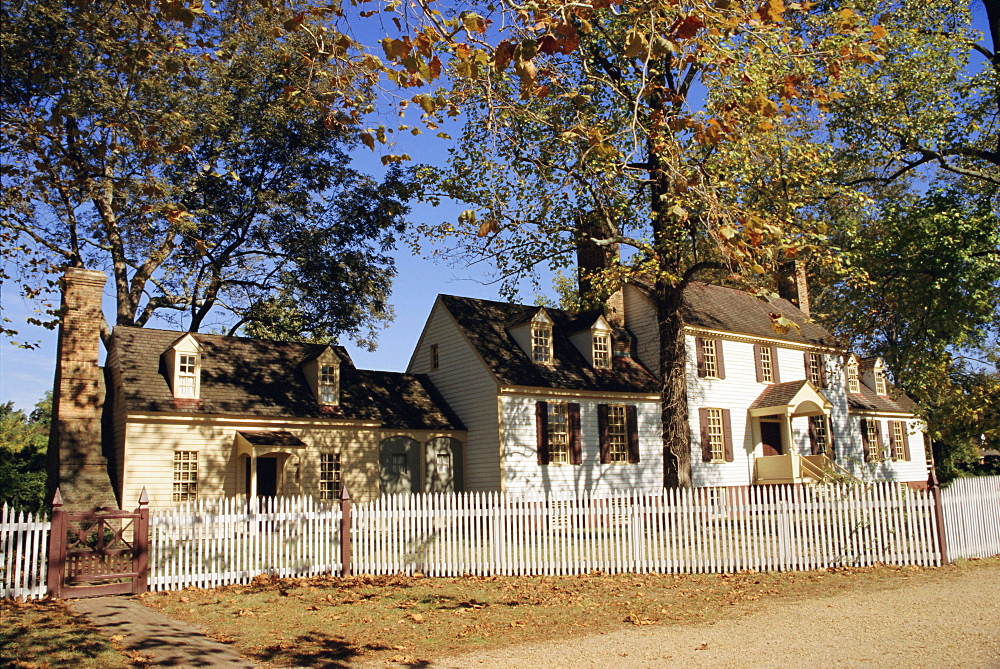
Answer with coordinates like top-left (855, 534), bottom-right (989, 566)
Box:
top-left (47, 268), bottom-right (117, 510)
top-left (777, 260), bottom-right (810, 318)
top-left (576, 212), bottom-right (624, 326)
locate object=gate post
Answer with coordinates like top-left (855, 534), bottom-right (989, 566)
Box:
top-left (46, 488), bottom-right (66, 598)
top-left (340, 486), bottom-right (352, 577)
top-left (134, 488), bottom-right (150, 594)
top-left (928, 469), bottom-right (949, 565)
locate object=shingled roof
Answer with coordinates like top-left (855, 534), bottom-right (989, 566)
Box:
top-left (847, 381), bottom-right (918, 415)
top-left (680, 282), bottom-right (838, 347)
top-left (110, 327), bottom-right (463, 430)
top-left (438, 295), bottom-right (660, 393)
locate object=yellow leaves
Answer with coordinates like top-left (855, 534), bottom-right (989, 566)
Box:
top-left (380, 37), bottom-right (410, 61)
top-left (478, 218), bottom-right (500, 237)
top-left (461, 12), bottom-right (487, 35)
top-left (870, 25), bottom-right (887, 41)
top-left (624, 30), bottom-right (647, 59)
top-left (761, 0), bottom-right (785, 23)
top-left (360, 132), bottom-right (375, 150)
top-left (769, 313), bottom-right (801, 335)
top-left (165, 208), bottom-right (193, 226)
top-left (748, 95), bottom-right (778, 117)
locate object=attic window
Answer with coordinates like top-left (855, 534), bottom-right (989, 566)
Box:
top-left (319, 365), bottom-right (338, 404)
top-left (874, 368), bottom-right (887, 395)
top-left (847, 359), bottom-right (861, 393)
top-left (593, 333), bottom-right (610, 369)
top-left (532, 323), bottom-right (552, 364)
top-left (176, 354), bottom-right (198, 398)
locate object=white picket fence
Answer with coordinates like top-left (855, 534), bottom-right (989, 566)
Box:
top-left (352, 483), bottom-right (941, 576)
top-left (5, 477), bottom-right (1000, 599)
top-left (0, 504), bottom-right (49, 600)
top-left (941, 475), bottom-right (1000, 560)
top-left (147, 495), bottom-right (344, 591)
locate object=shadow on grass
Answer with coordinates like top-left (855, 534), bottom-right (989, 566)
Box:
top-left (246, 633), bottom-right (435, 669)
top-left (1, 600), bottom-right (139, 668)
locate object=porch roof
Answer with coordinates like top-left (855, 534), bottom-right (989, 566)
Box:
top-left (748, 380), bottom-right (831, 417)
top-left (236, 430), bottom-right (307, 448)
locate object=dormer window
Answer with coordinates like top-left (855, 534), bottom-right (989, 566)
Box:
top-left (593, 333), bottom-right (610, 369)
top-left (319, 365), bottom-right (338, 403)
top-left (531, 322), bottom-right (552, 364)
top-left (847, 358), bottom-right (861, 393)
top-left (874, 368), bottom-right (887, 395)
top-left (302, 346), bottom-right (341, 406)
top-left (167, 333), bottom-right (202, 400)
top-left (177, 354), bottom-right (198, 398)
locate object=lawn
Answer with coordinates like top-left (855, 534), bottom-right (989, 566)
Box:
top-left (3, 558), bottom-right (997, 668)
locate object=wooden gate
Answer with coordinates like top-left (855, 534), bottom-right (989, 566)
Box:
top-left (46, 488), bottom-right (150, 598)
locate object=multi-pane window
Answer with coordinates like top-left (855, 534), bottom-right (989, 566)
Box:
top-left (806, 352), bottom-right (824, 387)
top-left (430, 343), bottom-right (439, 370)
top-left (874, 369), bottom-right (887, 395)
top-left (320, 453), bottom-right (341, 500)
top-left (810, 416), bottom-right (829, 455)
top-left (547, 402), bottom-right (570, 463)
top-left (606, 405), bottom-right (628, 463)
top-left (847, 360), bottom-right (861, 393)
top-left (865, 419), bottom-right (881, 462)
top-left (890, 421), bottom-right (906, 460)
top-left (319, 365), bottom-right (338, 404)
top-left (532, 324), bottom-right (552, 364)
top-left (706, 408), bottom-right (726, 462)
top-left (759, 345), bottom-right (774, 383)
top-left (172, 451), bottom-right (198, 502)
top-left (390, 453), bottom-right (408, 475)
top-left (702, 339), bottom-right (719, 378)
top-left (177, 354), bottom-right (197, 398)
top-left (436, 452), bottom-right (451, 476)
top-left (593, 333), bottom-right (610, 369)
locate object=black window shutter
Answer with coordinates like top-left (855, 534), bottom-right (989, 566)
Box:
top-left (818, 354), bottom-right (827, 388)
top-left (771, 346), bottom-right (781, 383)
top-left (754, 344), bottom-right (764, 383)
top-left (808, 417), bottom-right (820, 455)
top-left (598, 403), bottom-right (610, 464)
top-left (874, 420), bottom-right (885, 459)
top-left (695, 337), bottom-right (706, 377)
top-left (861, 418), bottom-right (871, 462)
top-left (568, 402), bottom-right (582, 465)
top-left (536, 401), bottom-right (549, 465)
top-left (900, 422), bottom-right (911, 461)
top-left (699, 408), bottom-right (712, 462)
top-left (626, 405), bottom-right (640, 464)
top-left (827, 417), bottom-right (836, 461)
top-left (804, 351), bottom-right (812, 380)
top-left (715, 340), bottom-right (726, 379)
top-left (722, 409), bottom-right (734, 462)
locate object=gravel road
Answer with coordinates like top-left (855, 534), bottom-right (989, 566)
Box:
top-left (430, 564), bottom-right (1000, 669)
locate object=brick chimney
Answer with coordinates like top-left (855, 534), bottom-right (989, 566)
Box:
top-left (777, 260), bottom-right (810, 318)
top-left (47, 268), bottom-right (117, 510)
top-left (576, 212), bottom-right (624, 326)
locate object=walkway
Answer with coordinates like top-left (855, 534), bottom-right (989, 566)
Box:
top-left (68, 596), bottom-right (254, 668)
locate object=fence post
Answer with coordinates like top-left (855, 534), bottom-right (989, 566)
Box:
top-left (340, 486), bottom-right (352, 577)
top-left (928, 469), bottom-right (949, 565)
top-left (134, 488), bottom-right (150, 594)
top-left (46, 488), bottom-right (66, 599)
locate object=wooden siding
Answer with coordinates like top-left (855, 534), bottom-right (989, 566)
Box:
top-left (120, 416), bottom-right (461, 507)
top-left (623, 285), bottom-right (660, 376)
top-left (498, 394), bottom-right (663, 495)
top-left (407, 300), bottom-right (502, 491)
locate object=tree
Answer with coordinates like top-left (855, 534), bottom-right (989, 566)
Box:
top-left (0, 396), bottom-right (50, 513)
top-left (384, 1), bottom-right (875, 485)
top-left (1, 0), bottom-right (412, 346)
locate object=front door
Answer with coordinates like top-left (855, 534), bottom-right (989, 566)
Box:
top-left (257, 457), bottom-right (279, 497)
top-left (760, 421), bottom-right (783, 456)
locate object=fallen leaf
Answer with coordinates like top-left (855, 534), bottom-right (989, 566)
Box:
top-left (410, 613), bottom-right (424, 623)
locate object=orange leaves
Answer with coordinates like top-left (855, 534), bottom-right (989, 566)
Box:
top-left (672, 15), bottom-right (705, 40)
top-left (760, 0), bottom-right (785, 24)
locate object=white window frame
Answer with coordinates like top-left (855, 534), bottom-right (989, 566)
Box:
top-left (172, 451), bottom-right (199, 502)
top-left (532, 324), bottom-right (553, 364)
top-left (865, 419), bottom-right (882, 462)
top-left (592, 333), bottom-right (611, 369)
top-left (759, 345), bottom-right (774, 383)
top-left (702, 339), bottom-right (719, 379)
top-left (847, 359), bottom-right (861, 393)
top-left (319, 364), bottom-right (338, 404)
top-left (320, 452), bottom-right (341, 500)
top-left (706, 408), bottom-right (726, 463)
top-left (875, 368), bottom-right (888, 395)
top-left (606, 404), bottom-right (628, 463)
top-left (547, 402), bottom-right (570, 464)
top-left (807, 352), bottom-right (823, 387)
top-left (176, 353), bottom-right (198, 398)
top-left (890, 421), bottom-right (906, 461)
top-left (810, 415), bottom-right (829, 455)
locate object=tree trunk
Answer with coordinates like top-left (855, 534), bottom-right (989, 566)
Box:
top-left (656, 279), bottom-right (693, 488)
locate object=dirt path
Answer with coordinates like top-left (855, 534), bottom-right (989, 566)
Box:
top-left (430, 564), bottom-right (1000, 669)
